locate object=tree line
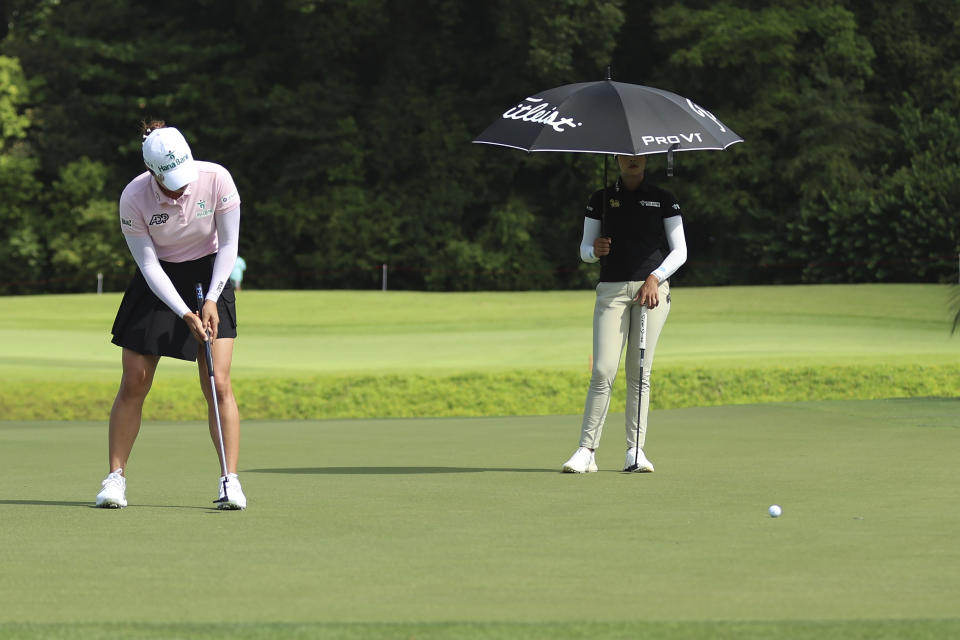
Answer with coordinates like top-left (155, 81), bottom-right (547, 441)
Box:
top-left (1, 0), bottom-right (958, 294)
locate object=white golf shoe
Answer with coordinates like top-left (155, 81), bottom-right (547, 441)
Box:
top-left (623, 447), bottom-right (655, 473)
top-left (95, 469), bottom-right (127, 508)
top-left (216, 473), bottom-right (247, 510)
top-left (561, 447), bottom-right (598, 473)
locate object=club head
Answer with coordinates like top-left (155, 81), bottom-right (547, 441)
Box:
top-left (212, 477), bottom-right (229, 503)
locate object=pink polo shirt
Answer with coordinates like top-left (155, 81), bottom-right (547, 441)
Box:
top-left (119, 160), bottom-right (241, 263)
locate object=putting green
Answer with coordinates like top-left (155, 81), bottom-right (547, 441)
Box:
top-left (1, 399), bottom-right (958, 638)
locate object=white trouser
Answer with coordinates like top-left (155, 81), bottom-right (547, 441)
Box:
top-left (578, 279), bottom-right (671, 450)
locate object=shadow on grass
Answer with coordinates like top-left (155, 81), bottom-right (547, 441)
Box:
top-left (0, 499), bottom-right (214, 510)
top-left (0, 499), bottom-right (91, 507)
top-left (245, 466), bottom-right (554, 475)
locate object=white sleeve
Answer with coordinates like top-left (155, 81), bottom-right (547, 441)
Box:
top-left (206, 206), bottom-right (240, 302)
top-left (124, 235), bottom-right (192, 318)
top-left (651, 215), bottom-right (688, 283)
top-left (580, 217), bottom-right (601, 263)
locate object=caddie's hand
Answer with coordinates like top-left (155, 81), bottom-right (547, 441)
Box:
top-left (183, 311), bottom-right (208, 343)
top-left (594, 236), bottom-right (612, 257)
top-left (201, 299), bottom-right (220, 342)
top-left (636, 275), bottom-right (660, 308)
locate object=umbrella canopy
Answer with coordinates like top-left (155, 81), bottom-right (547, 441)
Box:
top-left (473, 80), bottom-right (742, 156)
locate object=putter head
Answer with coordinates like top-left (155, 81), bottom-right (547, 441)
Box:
top-left (213, 477), bottom-right (229, 503)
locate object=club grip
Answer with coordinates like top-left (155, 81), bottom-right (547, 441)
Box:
top-left (194, 283), bottom-right (214, 370)
top-left (202, 337), bottom-right (214, 372)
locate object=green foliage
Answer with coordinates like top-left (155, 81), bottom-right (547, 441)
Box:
top-left (45, 160), bottom-right (132, 286)
top-left (1, 1), bottom-right (958, 292)
top-left (648, 1), bottom-right (884, 283)
top-left (0, 53), bottom-right (128, 292)
top-left (0, 155), bottom-right (43, 288)
top-left (0, 0), bottom-right (624, 292)
top-left (425, 196), bottom-right (557, 290)
top-left (790, 95), bottom-right (960, 283)
top-left (0, 56), bottom-right (29, 147)
top-left (0, 153), bottom-right (124, 293)
top-left (523, 0), bottom-right (625, 81)
top-left (0, 55), bottom-right (44, 292)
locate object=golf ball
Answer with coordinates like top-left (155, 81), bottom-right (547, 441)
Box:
top-left (768, 504), bottom-right (782, 518)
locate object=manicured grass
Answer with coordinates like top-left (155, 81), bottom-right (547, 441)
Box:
top-left (2, 620), bottom-right (959, 639)
top-left (1, 398), bottom-right (958, 637)
top-left (2, 286), bottom-right (958, 637)
top-left (1, 285), bottom-right (958, 419)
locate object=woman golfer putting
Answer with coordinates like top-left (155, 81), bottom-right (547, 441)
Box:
top-left (96, 120), bottom-right (246, 509)
top-left (562, 154), bottom-right (687, 474)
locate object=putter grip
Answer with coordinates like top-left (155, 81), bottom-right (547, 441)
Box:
top-left (194, 282), bottom-right (205, 315)
top-left (194, 283), bottom-right (215, 371)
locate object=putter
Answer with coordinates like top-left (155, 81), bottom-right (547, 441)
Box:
top-left (195, 283), bottom-right (230, 504)
top-left (624, 304), bottom-right (647, 472)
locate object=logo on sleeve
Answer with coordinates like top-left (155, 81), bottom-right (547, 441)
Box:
top-left (220, 192), bottom-right (238, 206)
top-left (121, 218), bottom-right (133, 228)
top-left (149, 213), bottom-right (169, 225)
top-left (672, 203), bottom-right (681, 211)
top-left (196, 200), bottom-right (212, 218)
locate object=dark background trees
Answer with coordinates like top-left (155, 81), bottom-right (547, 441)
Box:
top-left (1, 0), bottom-right (957, 293)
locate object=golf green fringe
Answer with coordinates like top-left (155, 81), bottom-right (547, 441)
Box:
top-left (3, 364), bottom-right (960, 421)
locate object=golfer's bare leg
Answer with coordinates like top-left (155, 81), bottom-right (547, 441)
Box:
top-left (198, 338), bottom-right (240, 475)
top-left (108, 349), bottom-right (160, 473)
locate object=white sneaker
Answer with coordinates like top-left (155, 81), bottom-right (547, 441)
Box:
top-left (216, 473), bottom-right (247, 510)
top-left (95, 469), bottom-right (127, 508)
top-left (561, 447), bottom-right (598, 473)
top-left (623, 447), bottom-right (655, 473)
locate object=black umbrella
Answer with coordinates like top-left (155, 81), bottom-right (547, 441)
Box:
top-left (473, 79), bottom-right (743, 161)
top-left (472, 77), bottom-right (742, 207)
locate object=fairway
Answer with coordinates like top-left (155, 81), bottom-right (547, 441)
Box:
top-left (2, 284), bottom-right (960, 420)
top-left (1, 284), bottom-right (958, 379)
top-left (1, 398), bottom-right (958, 638)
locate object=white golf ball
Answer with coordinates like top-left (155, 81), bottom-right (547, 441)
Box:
top-left (768, 504), bottom-right (782, 518)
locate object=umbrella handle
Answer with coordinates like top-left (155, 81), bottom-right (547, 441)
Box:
top-left (667, 143), bottom-right (680, 177)
top-left (601, 154), bottom-right (607, 237)
top-left (600, 154), bottom-right (609, 266)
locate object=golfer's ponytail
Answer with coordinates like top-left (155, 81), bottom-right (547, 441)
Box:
top-left (141, 119), bottom-right (167, 140)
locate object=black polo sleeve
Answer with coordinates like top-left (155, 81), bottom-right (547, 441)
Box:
top-left (660, 188), bottom-right (681, 219)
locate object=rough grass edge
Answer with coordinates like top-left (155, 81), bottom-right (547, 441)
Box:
top-left (3, 364), bottom-right (959, 421)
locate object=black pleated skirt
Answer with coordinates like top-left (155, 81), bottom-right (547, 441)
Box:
top-left (111, 253), bottom-right (237, 361)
